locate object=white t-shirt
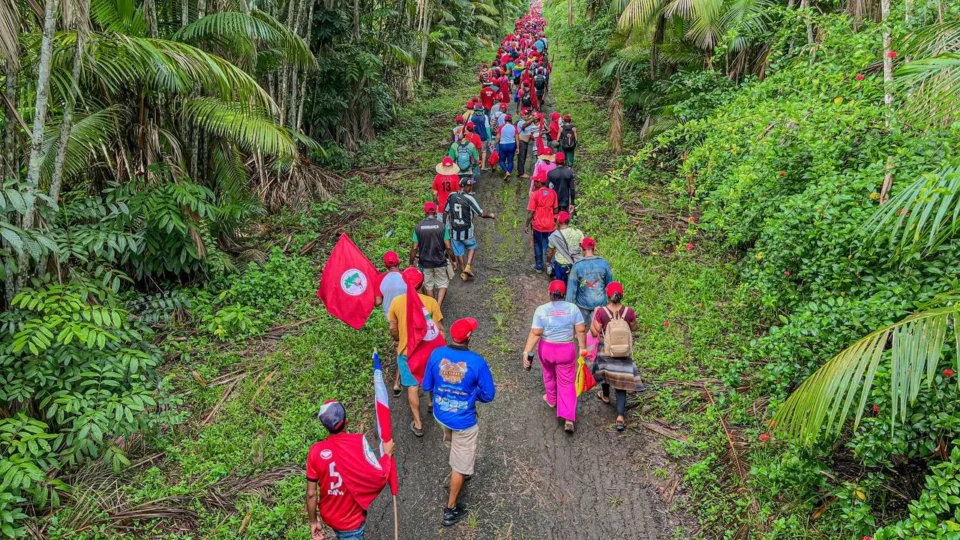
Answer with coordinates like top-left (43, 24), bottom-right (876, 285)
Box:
top-left (532, 301), bottom-right (584, 343)
top-left (378, 271), bottom-right (406, 321)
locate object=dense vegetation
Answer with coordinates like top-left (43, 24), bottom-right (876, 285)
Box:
top-left (551, 0), bottom-right (960, 536)
top-left (0, 0), bottom-right (519, 534)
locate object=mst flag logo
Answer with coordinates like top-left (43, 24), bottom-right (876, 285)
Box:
top-left (340, 269), bottom-right (368, 295)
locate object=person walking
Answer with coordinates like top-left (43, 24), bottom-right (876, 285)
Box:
top-left (565, 237), bottom-right (614, 324)
top-left (494, 114), bottom-right (518, 180)
top-left (546, 152), bottom-right (575, 213)
top-left (388, 268), bottom-right (445, 437)
top-left (546, 211), bottom-right (584, 283)
top-left (547, 111), bottom-right (561, 150)
top-left (590, 282), bottom-right (642, 432)
top-left (374, 251), bottom-right (407, 397)
top-left (444, 178), bottom-right (497, 281)
top-left (410, 202), bottom-right (455, 306)
top-left (421, 317), bottom-right (496, 526)
top-left (306, 400), bottom-right (395, 540)
top-left (449, 134), bottom-right (479, 181)
top-left (524, 173), bottom-right (558, 273)
top-left (559, 115), bottom-right (578, 167)
top-left (452, 115), bottom-right (466, 143)
top-left (468, 106), bottom-right (491, 170)
top-left (432, 157), bottom-right (460, 222)
top-left (522, 280), bottom-right (587, 433)
top-left (530, 148), bottom-right (556, 192)
top-left (516, 111), bottom-right (539, 179)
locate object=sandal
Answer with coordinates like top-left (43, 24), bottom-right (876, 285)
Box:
top-left (542, 394), bottom-right (555, 408)
top-left (563, 421), bottom-right (575, 434)
top-left (393, 386), bottom-right (402, 398)
top-left (410, 421), bottom-right (424, 438)
top-left (596, 390), bottom-right (610, 404)
top-left (615, 418), bottom-right (626, 432)
top-left (460, 272), bottom-right (469, 282)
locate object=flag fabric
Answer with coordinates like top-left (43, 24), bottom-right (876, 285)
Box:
top-left (575, 355), bottom-right (598, 397)
top-left (404, 283), bottom-right (446, 384)
top-left (373, 351), bottom-right (399, 496)
top-left (317, 233), bottom-right (377, 330)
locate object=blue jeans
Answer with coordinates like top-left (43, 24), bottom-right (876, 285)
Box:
top-left (335, 523), bottom-right (366, 539)
top-left (498, 143), bottom-right (516, 173)
top-left (533, 230), bottom-right (550, 270)
top-left (553, 261), bottom-right (571, 284)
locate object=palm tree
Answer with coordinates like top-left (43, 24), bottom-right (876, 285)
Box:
top-left (774, 298), bottom-right (960, 445)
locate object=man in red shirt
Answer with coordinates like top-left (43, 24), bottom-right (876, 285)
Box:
top-left (432, 157), bottom-right (460, 222)
top-left (479, 83), bottom-right (496, 115)
top-left (306, 400), bottom-right (395, 539)
top-left (524, 173), bottom-right (558, 272)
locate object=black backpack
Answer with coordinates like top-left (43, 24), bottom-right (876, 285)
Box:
top-left (521, 92), bottom-right (532, 107)
top-left (534, 74), bottom-right (546, 90)
top-left (560, 124), bottom-right (577, 151)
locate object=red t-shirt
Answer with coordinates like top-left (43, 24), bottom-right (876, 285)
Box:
top-left (306, 433), bottom-right (392, 532)
top-left (480, 87), bottom-right (496, 111)
top-left (432, 174), bottom-right (458, 210)
top-left (527, 187), bottom-right (558, 233)
top-left (466, 133), bottom-right (483, 153)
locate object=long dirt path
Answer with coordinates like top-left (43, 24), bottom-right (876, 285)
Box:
top-left (365, 90), bottom-right (675, 539)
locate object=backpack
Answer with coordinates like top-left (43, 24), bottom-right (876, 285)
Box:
top-left (601, 307), bottom-right (633, 358)
top-left (521, 92), bottom-right (532, 107)
top-left (534, 74), bottom-right (546, 90)
top-left (560, 124), bottom-right (577, 151)
top-left (455, 142), bottom-right (473, 171)
top-left (471, 112), bottom-right (487, 140)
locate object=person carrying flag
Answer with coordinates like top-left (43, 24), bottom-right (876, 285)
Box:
top-left (422, 318), bottom-right (496, 526)
top-left (388, 267), bottom-right (445, 437)
top-left (306, 400), bottom-right (395, 540)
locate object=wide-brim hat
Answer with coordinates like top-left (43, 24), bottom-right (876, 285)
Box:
top-left (537, 149), bottom-right (555, 161)
top-left (436, 158), bottom-right (460, 175)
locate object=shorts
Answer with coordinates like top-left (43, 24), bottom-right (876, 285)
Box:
top-left (451, 236), bottom-right (477, 257)
top-left (441, 423), bottom-right (480, 475)
top-left (423, 266), bottom-right (449, 290)
top-left (334, 523), bottom-right (365, 539)
top-left (398, 354), bottom-right (418, 387)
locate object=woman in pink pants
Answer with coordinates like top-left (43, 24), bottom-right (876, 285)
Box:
top-left (522, 280), bottom-right (587, 433)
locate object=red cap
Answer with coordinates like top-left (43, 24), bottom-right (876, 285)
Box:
top-left (548, 280), bottom-right (566, 296)
top-left (606, 281), bottom-right (624, 298)
top-left (532, 172), bottom-right (547, 184)
top-left (383, 251), bottom-right (400, 267)
top-left (456, 115), bottom-right (464, 123)
top-left (450, 317), bottom-right (478, 343)
top-left (555, 152), bottom-right (566, 165)
top-left (581, 237), bottom-right (596, 249)
top-left (551, 112), bottom-right (560, 119)
top-left (557, 211), bottom-right (570, 224)
top-left (563, 114), bottom-right (571, 121)
top-left (466, 102), bottom-right (475, 110)
top-left (402, 267), bottom-right (423, 288)
top-left (504, 114), bottom-right (512, 122)
top-left (467, 122), bottom-right (475, 130)
top-left (424, 201), bottom-right (438, 214)
top-left (500, 102), bottom-right (509, 110)
top-left (441, 156), bottom-right (455, 167)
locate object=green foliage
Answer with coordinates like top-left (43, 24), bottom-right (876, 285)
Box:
top-left (875, 447), bottom-right (960, 539)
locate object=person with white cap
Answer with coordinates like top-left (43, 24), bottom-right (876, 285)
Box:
top-left (422, 317), bottom-right (496, 526)
top-left (306, 400), bottom-right (395, 540)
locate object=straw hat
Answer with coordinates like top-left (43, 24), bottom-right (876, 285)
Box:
top-left (436, 156), bottom-right (460, 175)
top-left (537, 148), bottom-right (555, 162)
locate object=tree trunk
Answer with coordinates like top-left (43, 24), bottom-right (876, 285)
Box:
top-left (279, 0), bottom-right (298, 124)
top-left (49, 37), bottom-right (85, 206)
top-left (17, 0), bottom-right (59, 294)
top-left (182, 0), bottom-right (189, 26)
top-left (3, 61), bottom-right (17, 180)
top-left (145, 0), bottom-right (159, 37)
top-left (881, 0), bottom-right (893, 109)
top-left (567, 0), bottom-right (573, 27)
top-left (608, 75), bottom-right (623, 154)
top-left (295, 0), bottom-right (316, 132)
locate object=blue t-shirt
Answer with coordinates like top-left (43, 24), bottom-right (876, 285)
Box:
top-left (532, 301), bottom-right (584, 343)
top-left (422, 345), bottom-right (496, 431)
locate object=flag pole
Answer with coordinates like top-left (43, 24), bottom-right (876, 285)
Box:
top-left (393, 495), bottom-right (399, 540)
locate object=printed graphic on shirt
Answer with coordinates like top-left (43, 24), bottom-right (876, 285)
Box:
top-left (327, 462), bottom-right (344, 495)
top-left (424, 308), bottom-right (440, 341)
top-left (340, 269), bottom-right (368, 296)
top-left (583, 278), bottom-right (601, 289)
top-left (439, 358), bottom-right (468, 384)
top-left (435, 395), bottom-right (471, 414)
top-left (320, 449), bottom-right (333, 460)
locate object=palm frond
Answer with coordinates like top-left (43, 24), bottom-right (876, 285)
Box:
top-left (90, 0), bottom-right (146, 35)
top-left (0, 0), bottom-right (21, 66)
top-left (617, 0), bottom-right (666, 31)
top-left (774, 305), bottom-right (958, 445)
top-left (181, 97), bottom-right (297, 157)
top-left (174, 11), bottom-right (315, 70)
top-left (868, 162), bottom-right (960, 256)
top-left (40, 105), bottom-right (127, 184)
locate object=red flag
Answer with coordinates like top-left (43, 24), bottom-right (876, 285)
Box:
top-left (373, 351), bottom-right (398, 495)
top-left (317, 233), bottom-right (377, 330)
top-left (404, 282), bottom-right (446, 384)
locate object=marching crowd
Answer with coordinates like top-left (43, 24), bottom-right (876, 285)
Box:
top-left (306, 4), bottom-right (644, 538)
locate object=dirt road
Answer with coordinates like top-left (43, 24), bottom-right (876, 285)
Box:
top-left (365, 146), bottom-right (675, 539)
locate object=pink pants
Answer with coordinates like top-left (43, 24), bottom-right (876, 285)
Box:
top-left (538, 340), bottom-right (577, 422)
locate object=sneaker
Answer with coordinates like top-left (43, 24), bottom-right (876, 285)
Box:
top-left (532, 264), bottom-right (543, 273)
top-left (442, 503), bottom-right (468, 527)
